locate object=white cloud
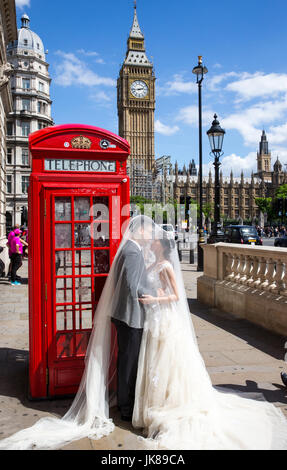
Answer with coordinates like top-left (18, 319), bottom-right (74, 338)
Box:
top-left (54, 51), bottom-right (115, 87)
top-left (15, 0), bottom-right (30, 8)
top-left (222, 96), bottom-right (287, 146)
top-left (77, 49), bottom-right (105, 64)
top-left (89, 91), bottom-right (113, 106)
top-left (176, 105), bottom-right (214, 127)
top-left (226, 72), bottom-right (287, 101)
top-left (220, 152), bottom-right (258, 176)
top-left (158, 74), bottom-right (197, 96)
top-left (207, 71), bottom-right (242, 92)
top-left (155, 120), bottom-right (179, 136)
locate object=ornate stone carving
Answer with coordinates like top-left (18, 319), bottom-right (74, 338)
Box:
top-left (0, 62), bottom-right (13, 90)
top-left (71, 136), bottom-right (92, 149)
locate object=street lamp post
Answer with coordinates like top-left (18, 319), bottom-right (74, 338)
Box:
top-left (192, 56), bottom-right (208, 271)
top-left (206, 114), bottom-right (225, 243)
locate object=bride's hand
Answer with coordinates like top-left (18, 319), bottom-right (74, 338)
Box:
top-left (138, 294), bottom-right (156, 304)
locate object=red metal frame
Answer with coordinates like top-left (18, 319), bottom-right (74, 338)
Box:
top-left (28, 125), bottom-right (130, 398)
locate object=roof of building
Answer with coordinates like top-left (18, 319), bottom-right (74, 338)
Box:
top-left (124, 6), bottom-right (152, 67)
top-left (129, 4), bottom-right (144, 39)
top-left (8, 14), bottom-right (45, 57)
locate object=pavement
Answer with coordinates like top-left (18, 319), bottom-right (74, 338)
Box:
top-left (0, 257), bottom-right (286, 450)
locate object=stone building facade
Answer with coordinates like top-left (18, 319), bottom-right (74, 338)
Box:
top-left (5, 14), bottom-right (53, 229)
top-left (165, 131), bottom-right (287, 222)
top-left (117, 4), bottom-right (155, 198)
top-left (0, 0), bottom-right (17, 244)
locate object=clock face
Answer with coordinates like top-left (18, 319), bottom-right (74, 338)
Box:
top-left (130, 80), bottom-right (148, 98)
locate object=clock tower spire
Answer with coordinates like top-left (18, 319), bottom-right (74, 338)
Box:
top-left (117, 3), bottom-right (156, 197)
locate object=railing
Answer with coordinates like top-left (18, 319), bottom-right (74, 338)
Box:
top-left (222, 246), bottom-right (287, 296)
top-left (197, 243), bottom-right (287, 336)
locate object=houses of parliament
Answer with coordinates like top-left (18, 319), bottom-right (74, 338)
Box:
top-left (118, 5), bottom-right (287, 222)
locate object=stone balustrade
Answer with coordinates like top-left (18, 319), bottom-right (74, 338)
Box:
top-left (197, 243), bottom-right (287, 336)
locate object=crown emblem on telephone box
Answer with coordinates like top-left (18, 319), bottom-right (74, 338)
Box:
top-left (71, 135), bottom-right (92, 149)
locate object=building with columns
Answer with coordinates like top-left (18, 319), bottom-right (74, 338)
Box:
top-left (5, 14), bottom-right (53, 229)
top-left (0, 0), bottom-right (17, 246)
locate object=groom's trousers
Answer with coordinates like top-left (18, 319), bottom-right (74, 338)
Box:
top-left (113, 319), bottom-right (143, 418)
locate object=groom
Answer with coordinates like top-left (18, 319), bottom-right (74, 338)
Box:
top-left (111, 219), bottom-right (155, 421)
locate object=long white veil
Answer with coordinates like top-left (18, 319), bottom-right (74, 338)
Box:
top-left (0, 215), bottom-right (287, 450)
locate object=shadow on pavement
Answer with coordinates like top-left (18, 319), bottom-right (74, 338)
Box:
top-left (188, 298), bottom-right (287, 361)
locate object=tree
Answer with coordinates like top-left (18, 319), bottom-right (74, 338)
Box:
top-left (254, 197), bottom-right (274, 223)
top-left (275, 184), bottom-right (287, 199)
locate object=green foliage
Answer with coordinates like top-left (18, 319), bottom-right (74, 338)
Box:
top-left (275, 184), bottom-right (287, 199)
top-left (254, 197), bottom-right (274, 222)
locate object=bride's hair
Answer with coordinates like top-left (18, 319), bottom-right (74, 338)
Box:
top-left (159, 237), bottom-right (175, 262)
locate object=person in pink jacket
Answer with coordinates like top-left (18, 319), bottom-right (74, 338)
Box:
top-left (10, 229), bottom-right (23, 285)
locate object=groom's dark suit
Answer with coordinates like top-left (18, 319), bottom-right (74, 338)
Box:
top-left (111, 239), bottom-right (155, 419)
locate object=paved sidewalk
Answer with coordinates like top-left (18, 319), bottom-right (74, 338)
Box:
top-left (0, 258), bottom-right (286, 450)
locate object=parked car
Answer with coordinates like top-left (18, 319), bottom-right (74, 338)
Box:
top-left (159, 224), bottom-right (176, 240)
top-left (224, 225), bottom-right (263, 245)
top-left (274, 235), bottom-right (287, 247)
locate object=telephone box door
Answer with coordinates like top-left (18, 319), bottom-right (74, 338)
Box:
top-left (44, 185), bottom-right (120, 397)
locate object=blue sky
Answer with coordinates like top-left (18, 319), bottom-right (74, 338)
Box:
top-left (15, 0), bottom-right (287, 177)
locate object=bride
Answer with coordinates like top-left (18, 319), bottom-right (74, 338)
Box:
top-left (0, 215), bottom-right (287, 450)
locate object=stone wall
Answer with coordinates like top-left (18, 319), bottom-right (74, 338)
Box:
top-left (197, 243), bottom-right (287, 336)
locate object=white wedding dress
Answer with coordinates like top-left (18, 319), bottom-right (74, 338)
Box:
top-left (132, 259), bottom-right (287, 450)
top-left (0, 215), bottom-right (287, 450)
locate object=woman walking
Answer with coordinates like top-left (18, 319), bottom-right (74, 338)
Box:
top-left (10, 229), bottom-right (23, 286)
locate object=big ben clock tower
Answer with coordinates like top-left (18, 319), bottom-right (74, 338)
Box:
top-left (117, 3), bottom-right (155, 196)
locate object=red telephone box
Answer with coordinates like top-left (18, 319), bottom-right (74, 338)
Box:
top-left (28, 124), bottom-right (130, 399)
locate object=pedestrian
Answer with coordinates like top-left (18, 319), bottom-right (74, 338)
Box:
top-left (10, 229), bottom-right (23, 286)
top-left (6, 225), bottom-right (19, 278)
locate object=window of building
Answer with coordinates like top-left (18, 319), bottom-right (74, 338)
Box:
top-left (22, 148), bottom-right (29, 166)
top-left (7, 122), bottom-right (13, 135)
top-left (22, 99), bottom-right (30, 111)
top-left (224, 198), bottom-right (228, 206)
top-left (38, 121), bottom-right (46, 130)
top-left (7, 175), bottom-right (12, 194)
top-left (24, 39), bottom-right (28, 46)
top-left (7, 148), bottom-right (12, 165)
top-left (235, 198), bottom-right (239, 206)
top-left (21, 121), bottom-right (30, 137)
top-left (38, 81), bottom-right (44, 92)
top-left (22, 176), bottom-right (30, 194)
top-left (37, 101), bottom-right (41, 113)
top-left (22, 78), bottom-right (30, 89)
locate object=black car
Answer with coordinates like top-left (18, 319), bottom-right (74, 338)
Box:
top-left (274, 235), bottom-right (287, 247)
top-left (224, 225), bottom-right (263, 245)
